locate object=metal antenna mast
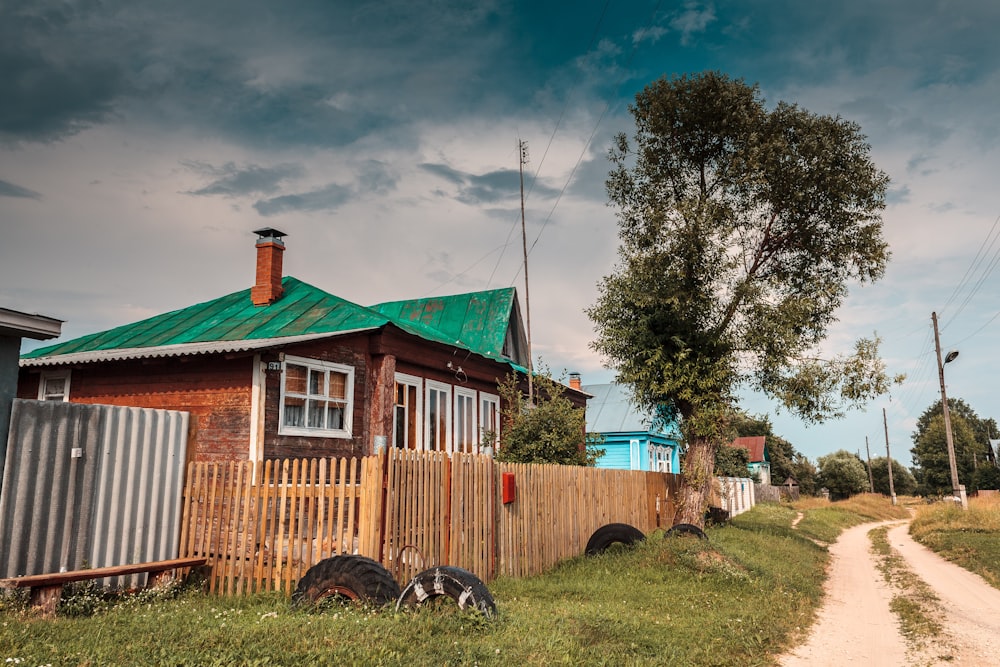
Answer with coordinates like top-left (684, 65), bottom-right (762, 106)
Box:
top-left (519, 139), bottom-right (534, 404)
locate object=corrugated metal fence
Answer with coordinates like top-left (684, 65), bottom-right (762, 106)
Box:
top-left (0, 399), bottom-right (189, 587)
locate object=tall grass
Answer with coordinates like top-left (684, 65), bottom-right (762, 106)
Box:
top-left (0, 496), bottom-right (907, 666)
top-left (910, 494), bottom-right (1000, 588)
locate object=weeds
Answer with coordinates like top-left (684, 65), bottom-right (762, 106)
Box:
top-left (911, 495), bottom-right (1000, 588)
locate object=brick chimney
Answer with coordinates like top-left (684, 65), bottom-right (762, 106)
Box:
top-left (251, 228), bottom-right (287, 306)
top-left (569, 372), bottom-right (581, 390)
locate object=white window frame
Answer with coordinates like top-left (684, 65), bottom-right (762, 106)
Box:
top-left (629, 439), bottom-right (641, 470)
top-left (479, 392), bottom-right (500, 453)
top-left (424, 380), bottom-right (452, 453)
top-left (278, 355), bottom-right (354, 438)
top-left (454, 387), bottom-right (478, 455)
top-left (38, 370), bottom-right (71, 402)
top-left (393, 373), bottom-right (423, 450)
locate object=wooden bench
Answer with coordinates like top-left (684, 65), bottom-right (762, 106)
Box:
top-left (0, 557), bottom-right (207, 616)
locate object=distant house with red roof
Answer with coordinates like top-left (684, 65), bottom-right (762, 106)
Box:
top-left (17, 229), bottom-right (587, 463)
top-left (725, 436), bottom-right (771, 485)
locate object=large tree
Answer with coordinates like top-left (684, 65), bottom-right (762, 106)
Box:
top-left (589, 72), bottom-right (897, 525)
top-left (817, 450), bottom-right (870, 500)
top-left (869, 455), bottom-right (917, 496)
top-left (911, 399), bottom-right (989, 495)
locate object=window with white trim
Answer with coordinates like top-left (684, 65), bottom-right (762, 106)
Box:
top-left (279, 356), bottom-right (353, 438)
top-left (38, 371), bottom-right (71, 402)
top-left (480, 392), bottom-right (499, 451)
top-left (629, 439), bottom-right (641, 470)
top-left (425, 380), bottom-right (451, 452)
top-left (393, 373), bottom-right (422, 450)
top-left (455, 387), bottom-right (477, 454)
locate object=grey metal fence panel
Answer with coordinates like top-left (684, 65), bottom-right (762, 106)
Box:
top-left (0, 399), bottom-right (189, 588)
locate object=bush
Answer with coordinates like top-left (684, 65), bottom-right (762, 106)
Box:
top-left (494, 370), bottom-right (605, 466)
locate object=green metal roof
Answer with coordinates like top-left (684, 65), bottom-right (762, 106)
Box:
top-left (370, 287), bottom-right (517, 360)
top-left (22, 278), bottom-right (522, 366)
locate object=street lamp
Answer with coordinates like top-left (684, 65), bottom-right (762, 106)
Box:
top-left (932, 312), bottom-right (966, 509)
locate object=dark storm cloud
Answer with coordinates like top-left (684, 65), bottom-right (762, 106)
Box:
top-left (0, 1), bottom-right (129, 143)
top-left (182, 161), bottom-right (304, 197)
top-left (420, 163), bottom-right (560, 205)
top-left (0, 0), bottom-right (516, 148)
top-left (253, 183), bottom-right (353, 216)
top-left (0, 179), bottom-right (41, 199)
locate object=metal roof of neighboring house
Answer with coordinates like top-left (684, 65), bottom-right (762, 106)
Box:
top-left (21, 278), bottom-right (523, 368)
top-left (728, 436), bottom-right (769, 463)
top-left (582, 383), bottom-right (679, 437)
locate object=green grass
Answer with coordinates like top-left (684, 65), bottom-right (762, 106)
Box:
top-left (869, 526), bottom-right (943, 647)
top-left (0, 498), bottom-right (903, 666)
top-left (790, 493), bottom-right (911, 543)
top-left (910, 495), bottom-right (1000, 589)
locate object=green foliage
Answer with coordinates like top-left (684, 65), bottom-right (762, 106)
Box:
top-left (973, 465), bottom-right (1000, 491)
top-left (714, 442), bottom-right (750, 477)
top-left (789, 455), bottom-right (819, 496)
top-left (588, 71), bottom-right (896, 520)
top-left (494, 370), bottom-right (605, 466)
top-left (868, 456), bottom-right (917, 496)
top-left (911, 401), bottom-right (988, 494)
top-left (816, 450), bottom-right (870, 500)
top-left (590, 71), bottom-right (894, 433)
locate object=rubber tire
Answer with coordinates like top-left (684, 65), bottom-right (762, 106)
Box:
top-left (292, 555), bottom-right (400, 607)
top-left (584, 523), bottom-right (645, 555)
top-left (396, 566), bottom-right (497, 619)
top-left (666, 523), bottom-right (708, 540)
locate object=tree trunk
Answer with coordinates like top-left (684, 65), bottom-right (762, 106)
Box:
top-left (674, 434), bottom-right (716, 528)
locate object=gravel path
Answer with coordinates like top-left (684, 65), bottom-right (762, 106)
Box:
top-left (780, 519), bottom-right (1000, 666)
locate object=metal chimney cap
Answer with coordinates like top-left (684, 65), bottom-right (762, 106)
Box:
top-left (253, 227), bottom-right (287, 240)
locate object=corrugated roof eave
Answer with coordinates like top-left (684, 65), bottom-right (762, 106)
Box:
top-left (19, 329), bottom-right (379, 367)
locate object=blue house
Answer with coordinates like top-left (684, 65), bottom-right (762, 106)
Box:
top-left (581, 382), bottom-right (682, 473)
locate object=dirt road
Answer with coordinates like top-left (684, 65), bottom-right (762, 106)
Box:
top-left (780, 520), bottom-right (1000, 666)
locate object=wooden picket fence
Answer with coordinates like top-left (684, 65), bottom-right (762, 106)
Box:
top-left (179, 449), bottom-right (680, 595)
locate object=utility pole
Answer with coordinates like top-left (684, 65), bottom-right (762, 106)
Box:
top-left (518, 139), bottom-right (534, 404)
top-left (883, 408), bottom-right (896, 505)
top-left (932, 311), bottom-right (966, 509)
top-left (865, 436), bottom-right (875, 493)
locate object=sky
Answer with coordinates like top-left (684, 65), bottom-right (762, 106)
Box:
top-left (4, 0), bottom-right (1000, 468)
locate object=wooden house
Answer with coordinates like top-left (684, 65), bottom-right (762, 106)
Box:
top-left (18, 229), bottom-right (586, 463)
top-left (726, 436), bottom-right (772, 484)
top-left (580, 380), bottom-right (681, 473)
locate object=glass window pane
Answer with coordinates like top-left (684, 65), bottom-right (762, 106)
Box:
top-left (45, 378), bottom-right (65, 396)
top-left (327, 405), bottom-right (344, 430)
top-left (285, 364), bottom-right (307, 394)
top-left (307, 399), bottom-right (325, 428)
top-left (284, 396), bottom-right (305, 426)
top-left (309, 369), bottom-right (325, 396)
top-left (328, 372), bottom-right (346, 400)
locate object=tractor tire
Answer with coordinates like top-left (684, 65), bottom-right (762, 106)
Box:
top-left (666, 522), bottom-right (708, 540)
top-left (396, 566), bottom-right (497, 619)
top-left (584, 523), bottom-right (645, 555)
top-left (292, 555), bottom-right (400, 607)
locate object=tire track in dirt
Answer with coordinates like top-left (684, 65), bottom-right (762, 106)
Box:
top-left (780, 520), bottom-right (908, 666)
